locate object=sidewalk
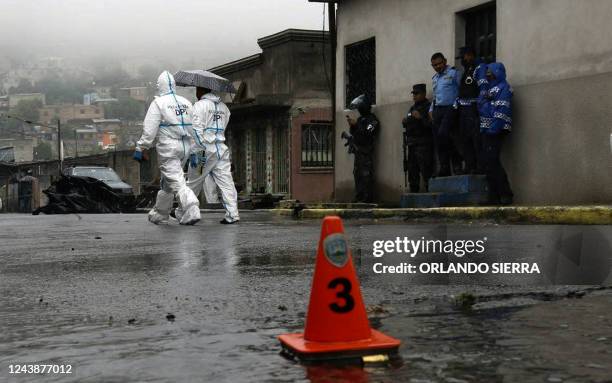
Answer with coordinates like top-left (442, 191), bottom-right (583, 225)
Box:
top-left (273, 205), bottom-right (612, 225)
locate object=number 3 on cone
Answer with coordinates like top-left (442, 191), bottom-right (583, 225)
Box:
top-left (328, 277), bottom-right (355, 313)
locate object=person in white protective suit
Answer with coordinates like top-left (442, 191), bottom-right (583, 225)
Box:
top-left (133, 70), bottom-right (201, 225)
top-left (188, 86), bottom-right (240, 224)
top-left (185, 154), bottom-right (220, 203)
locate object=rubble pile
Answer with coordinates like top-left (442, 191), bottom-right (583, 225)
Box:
top-left (33, 176), bottom-right (139, 214)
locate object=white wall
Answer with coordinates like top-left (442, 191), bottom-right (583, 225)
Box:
top-left (334, 0), bottom-right (612, 205)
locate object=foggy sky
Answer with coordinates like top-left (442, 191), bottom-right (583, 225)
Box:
top-left (0, 0), bottom-right (327, 70)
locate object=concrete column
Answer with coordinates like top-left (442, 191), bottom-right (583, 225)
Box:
top-left (266, 123), bottom-right (273, 194)
top-left (245, 129), bottom-right (252, 194)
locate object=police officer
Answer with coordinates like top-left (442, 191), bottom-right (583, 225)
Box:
top-left (402, 84), bottom-right (434, 193)
top-left (455, 46), bottom-right (484, 174)
top-left (345, 94), bottom-right (379, 203)
top-left (428, 52), bottom-right (463, 177)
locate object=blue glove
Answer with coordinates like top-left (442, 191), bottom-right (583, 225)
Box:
top-left (189, 153), bottom-right (199, 168)
top-left (132, 150), bottom-right (143, 162)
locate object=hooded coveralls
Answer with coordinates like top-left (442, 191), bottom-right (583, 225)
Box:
top-left (135, 71), bottom-right (201, 224)
top-left (188, 92), bottom-right (239, 223)
top-left (477, 62), bottom-right (514, 203)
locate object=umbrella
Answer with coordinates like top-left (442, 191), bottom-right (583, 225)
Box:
top-left (173, 70), bottom-right (237, 93)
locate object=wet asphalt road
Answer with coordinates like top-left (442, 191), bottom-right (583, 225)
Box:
top-left (1, 212), bottom-right (611, 383)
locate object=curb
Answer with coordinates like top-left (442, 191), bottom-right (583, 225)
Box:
top-left (272, 206), bottom-right (612, 225)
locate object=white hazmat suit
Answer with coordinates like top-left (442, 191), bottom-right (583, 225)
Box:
top-left (135, 71), bottom-right (201, 225)
top-left (189, 92), bottom-right (240, 223)
top-left (186, 152), bottom-right (220, 203)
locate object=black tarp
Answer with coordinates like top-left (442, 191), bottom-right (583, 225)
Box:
top-left (33, 175), bottom-right (154, 215)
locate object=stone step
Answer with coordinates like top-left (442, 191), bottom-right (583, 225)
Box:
top-left (400, 193), bottom-right (442, 208)
top-left (400, 192), bottom-right (490, 208)
top-left (429, 175), bottom-right (489, 193)
top-left (277, 200), bottom-right (378, 209)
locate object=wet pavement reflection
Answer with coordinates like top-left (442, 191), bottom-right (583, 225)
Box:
top-left (1, 213), bottom-right (611, 382)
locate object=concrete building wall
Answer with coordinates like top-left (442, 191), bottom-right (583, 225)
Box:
top-left (39, 104), bottom-right (104, 124)
top-left (212, 33), bottom-right (331, 101)
top-left (290, 107), bottom-right (334, 202)
top-left (290, 40), bottom-right (333, 100)
top-left (0, 139), bottom-right (33, 162)
top-left (8, 93), bottom-right (46, 108)
top-left (334, 0), bottom-right (612, 205)
top-left (117, 87), bottom-right (148, 102)
top-left (209, 30), bottom-right (333, 201)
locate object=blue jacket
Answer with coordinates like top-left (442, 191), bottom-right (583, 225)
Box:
top-left (429, 66), bottom-right (461, 112)
top-left (478, 62), bottom-right (513, 135)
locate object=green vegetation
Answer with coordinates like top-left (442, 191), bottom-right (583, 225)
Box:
top-left (12, 99), bottom-right (43, 123)
top-left (103, 97), bottom-right (145, 121)
top-left (10, 78), bottom-right (93, 105)
top-left (0, 114), bottom-right (22, 137)
top-left (34, 141), bottom-right (53, 160)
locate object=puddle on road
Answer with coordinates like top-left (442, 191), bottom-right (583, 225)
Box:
top-left (4, 292), bottom-right (610, 382)
top-left (2, 215), bottom-right (612, 382)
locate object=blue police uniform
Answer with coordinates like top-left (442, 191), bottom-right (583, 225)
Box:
top-left (430, 66), bottom-right (461, 110)
top-left (430, 66), bottom-right (462, 176)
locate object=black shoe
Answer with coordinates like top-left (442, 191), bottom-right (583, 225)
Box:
top-left (220, 219), bottom-right (238, 224)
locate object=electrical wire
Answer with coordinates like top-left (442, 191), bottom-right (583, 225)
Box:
top-left (0, 113), bottom-right (56, 130)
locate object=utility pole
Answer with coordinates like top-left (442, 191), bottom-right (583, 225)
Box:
top-left (329, 3), bottom-right (336, 126)
top-left (74, 129), bottom-right (78, 158)
top-left (57, 119), bottom-right (62, 176)
top-left (328, 2), bottom-right (337, 200)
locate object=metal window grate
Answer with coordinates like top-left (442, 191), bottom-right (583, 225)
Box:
top-left (345, 37), bottom-right (376, 108)
top-left (273, 125), bottom-right (289, 193)
top-left (301, 123), bottom-right (333, 167)
top-left (251, 128), bottom-right (267, 193)
top-left (228, 129), bottom-right (246, 192)
top-left (464, 2), bottom-right (496, 62)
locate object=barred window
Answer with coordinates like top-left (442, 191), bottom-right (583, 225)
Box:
top-left (345, 37), bottom-right (376, 108)
top-left (463, 2), bottom-right (496, 62)
top-left (301, 123), bottom-right (333, 168)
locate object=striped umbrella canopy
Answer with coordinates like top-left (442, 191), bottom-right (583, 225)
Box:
top-left (173, 70), bottom-right (237, 93)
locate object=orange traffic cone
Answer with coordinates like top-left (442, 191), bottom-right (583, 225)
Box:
top-left (278, 216), bottom-right (400, 362)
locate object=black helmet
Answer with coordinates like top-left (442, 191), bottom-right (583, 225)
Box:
top-left (349, 94), bottom-right (371, 112)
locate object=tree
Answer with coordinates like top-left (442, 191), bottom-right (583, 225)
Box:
top-left (103, 97), bottom-right (145, 121)
top-left (34, 141), bottom-right (53, 160)
top-left (12, 99), bottom-right (42, 123)
top-left (0, 114), bottom-right (23, 137)
top-left (8, 78), bottom-right (36, 94)
top-left (35, 78), bottom-right (90, 105)
top-left (90, 145), bottom-right (104, 155)
top-left (89, 59), bottom-right (131, 87)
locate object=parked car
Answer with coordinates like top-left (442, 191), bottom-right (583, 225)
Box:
top-left (63, 166), bottom-right (134, 195)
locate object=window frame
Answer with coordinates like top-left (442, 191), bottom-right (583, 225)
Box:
top-left (300, 122), bottom-right (334, 169)
top-left (461, 1), bottom-right (497, 63)
top-left (344, 37), bottom-right (376, 109)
